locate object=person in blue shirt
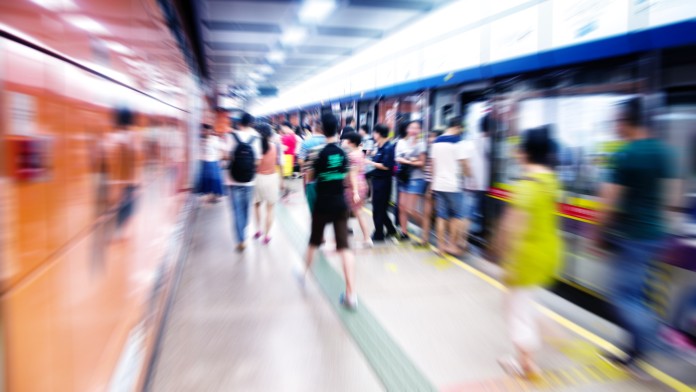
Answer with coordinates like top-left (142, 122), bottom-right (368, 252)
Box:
top-left (366, 124), bottom-right (398, 242)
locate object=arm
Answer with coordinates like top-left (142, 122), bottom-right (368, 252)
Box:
top-left (492, 205), bottom-right (528, 264)
top-left (350, 164), bottom-right (360, 203)
top-left (460, 158), bottom-right (472, 179)
top-left (595, 182), bottom-right (623, 229)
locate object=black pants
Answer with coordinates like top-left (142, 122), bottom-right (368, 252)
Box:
top-left (372, 177), bottom-right (397, 239)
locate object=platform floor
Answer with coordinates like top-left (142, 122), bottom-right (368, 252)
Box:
top-left (149, 180), bottom-right (693, 391)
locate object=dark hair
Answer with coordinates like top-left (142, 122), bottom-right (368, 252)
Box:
top-left (240, 112), bottom-right (254, 127)
top-left (359, 124), bottom-right (369, 133)
top-left (480, 113), bottom-right (492, 135)
top-left (430, 129), bottom-right (444, 138)
top-left (115, 107), bottom-right (134, 127)
top-left (343, 132), bottom-right (362, 147)
top-left (373, 123), bottom-right (390, 139)
top-left (320, 113), bottom-right (339, 137)
top-left (282, 121), bottom-right (293, 128)
top-left (256, 123), bottom-right (273, 155)
top-left (346, 116), bottom-right (355, 125)
top-left (617, 97), bottom-right (644, 127)
top-left (447, 115), bottom-right (463, 129)
top-left (521, 125), bottom-right (555, 166)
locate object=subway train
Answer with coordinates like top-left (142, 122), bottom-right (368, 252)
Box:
top-left (1, 0), bottom-right (203, 390)
top-left (264, 42), bottom-right (696, 341)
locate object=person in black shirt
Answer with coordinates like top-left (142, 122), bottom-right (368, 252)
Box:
top-left (341, 115), bottom-right (356, 137)
top-left (367, 124), bottom-right (398, 242)
top-left (302, 113), bottom-right (359, 310)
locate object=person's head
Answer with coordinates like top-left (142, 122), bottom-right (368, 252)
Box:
top-left (346, 116), bottom-right (355, 127)
top-left (240, 112), bottom-right (254, 128)
top-left (447, 116), bottom-right (463, 133)
top-left (373, 124), bottom-right (390, 143)
top-left (256, 123), bottom-right (273, 154)
top-left (359, 124), bottom-right (369, 137)
top-left (480, 113), bottom-right (492, 136)
top-left (616, 97), bottom-right (644, 140)
top-left (406, 120), bottom-right (422, 138)
top-left (341, 132), bottom-right (362, 150)
top-left (115, 107), bottom-right (134, 128)
top-left (320, 113), bottom-right (339, 138)
top-left (281, 121), bottom-right (293, 134)
top-left (201, 123), bottom-right (212, 138)
top-left (519, 126), bottom-right (555, 167)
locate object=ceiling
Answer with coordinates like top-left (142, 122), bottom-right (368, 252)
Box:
top-left (199, 0), bottom-right (454, 101)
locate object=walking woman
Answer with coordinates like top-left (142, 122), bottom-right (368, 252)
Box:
top-left (194, 124), bottom-right (225, 203)
top-left (253, 123), bottom-right (282, 244)
top-left (341, 132), bottom-right (371, 247)
top-left (493, 126), bottom-right (562, 380)
top-left (395, 120), bottom-right (427, 241)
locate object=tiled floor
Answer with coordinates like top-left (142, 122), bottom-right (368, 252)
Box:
top-left (150, 182), bottom-right (692, 391)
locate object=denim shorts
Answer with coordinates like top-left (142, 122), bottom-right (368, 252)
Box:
top-left (398, 178), bottom-right (427, 195)
top-left (434, 191), bottom-right (465, 220)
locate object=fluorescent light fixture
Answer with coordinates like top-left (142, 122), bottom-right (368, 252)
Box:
top-left (267, 50), bottom-right (285, 64)
top-left (299, 0), bottom-right (337, 23)
top-left (64, 15), bottom-right (109, 35)
top-left (104, 41), bottom-right (134, 55)
top-left (258, 65), bottom-right (274, 75)
top-left (281, 26), bottom-right (307, 46)
top-left (249, 72), bottom-right (265, 81)
top-left (30, 0), bottom-right (77, 10)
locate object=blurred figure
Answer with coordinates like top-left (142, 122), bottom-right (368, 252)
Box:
top-left (341, 132), bottom-right (371, 247)
top-left (253, 124), bottom-right (281, 245)
top-left (395, 120), bottom-right (427, 242)
top-left (359, 125), bottom-right (374, 156)
top-left (493, 126), bottom-right (562, 381)
top-left (226, 113), bottom-right (262, 252)
top-left (114, 107), bottom-right (138, 241)
top-left (420, 129), bottom-right (444, 246)
top-left (463, 114), bottom-right (492, 237)
top-left (194, 124), bottom-right (225, 203)
top-left (430, 116), bottom-right (472, 257)
top-left (301, 114), bottom-right (358, 310)
top-left (595, 97), bottom-right (677, 377)
top-left (298, 120), bottom-right (328, 213)
top-left (280, 121), bottom-right (297, 180)
top-left (342, 115), bottom-right (356, 136)
top-left (367, 124), bottom-right (398, 243)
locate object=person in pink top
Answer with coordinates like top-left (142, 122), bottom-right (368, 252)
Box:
top-left (342, 132), bottom-right (371, 247)
top-left (253, 123), bottom-right (282, 244)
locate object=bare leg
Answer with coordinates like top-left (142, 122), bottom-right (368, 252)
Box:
top-left (305, 245), bottom-right (317, 276)
top-left (435, 218), bottom-right (446, 256)
top-left (254, 202), bottom-right (262, 235)
top-left (421, 192), bottom-right (433, 245)
top-left (338, 249), bottom-right (355, 297)
top-left (354, 208), bottom-right (371, 243)
top-left (265, 203), bottom-right (275, 237)
top-left (459, 218), bottom-right (471, 251)
top-left (446, 219), bottom-right (463, 255)
top-left (399, 191), bottom-right (410, 234)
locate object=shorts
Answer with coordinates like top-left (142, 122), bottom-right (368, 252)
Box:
top-left (309, 210), bottom-right (350, 250)
top-left (398, 178), bottom-right (427, 195)
top-left (255, 173), bottom-right (280, 204)
top-left (462, 190), bottom-right (477, 219)
top-left (433, 191), bottom-right (465, 220)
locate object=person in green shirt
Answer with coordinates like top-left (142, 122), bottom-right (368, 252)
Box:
top-left (594, 97), bottom-right (678, 379)
top-left (492, 126), bottom-right (562, 381)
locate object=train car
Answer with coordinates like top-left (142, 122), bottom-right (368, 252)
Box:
top-left (0, 0), bottom-right (204, 390)
top-left (257, 1), bottom-right (696, 342)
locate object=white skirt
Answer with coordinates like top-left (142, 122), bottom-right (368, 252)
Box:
top-left (255, 173), bottom-right (280, 204)
top-left (506, 288), bottom-right (541, 352)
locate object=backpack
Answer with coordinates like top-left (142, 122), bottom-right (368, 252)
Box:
top-left (228, 133), bottom-right (257, 183)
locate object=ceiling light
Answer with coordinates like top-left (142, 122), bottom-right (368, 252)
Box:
top-left (299, 0), bottom-right (337, 23)
top-left (30, 0), bottom-right (77, 11)
top-left (64, 15), bottom-right (109, 35)
top-left (104, 41), bottom-right (134, 56)
top-left (259, 65), bottom-right (274, 75)
top-left (249, 72), bottom-right (265, 81)
top-left (281, 26), bottom-right (307, 46)
top-left (267, 50), bottom-right (285, 64)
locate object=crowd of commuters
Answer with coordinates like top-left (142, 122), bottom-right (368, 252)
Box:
top-left (194, 96), bottom-right (677, 381)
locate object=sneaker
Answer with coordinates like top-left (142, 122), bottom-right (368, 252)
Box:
top-left (236, 242), bottom-right (247, 252)
top-left (339, 292), bottom-right (358, 311)
top-left (599, 352), bottom-right (651, 381)
top-left (253, 231), bottom-right (262, 240)
top-left (262, 236), bottom-right (271, 245)
top-left (398, 232), bottom-right (410, 241)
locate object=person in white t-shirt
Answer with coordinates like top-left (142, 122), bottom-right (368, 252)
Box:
top-left (224, 113), bottom-right (262, 252)
top-left (461, 116), bottom-right (492, 239)
top-left (194, 124), bottom-right (226, 203)
top-left (429, 116), bottom-right (472, 257)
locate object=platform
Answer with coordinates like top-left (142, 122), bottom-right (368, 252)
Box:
top-left (147, 180), bottom-right (694, 392)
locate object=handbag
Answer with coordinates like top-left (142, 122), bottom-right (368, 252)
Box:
top-left (397, 163), bottom-right (412, 183)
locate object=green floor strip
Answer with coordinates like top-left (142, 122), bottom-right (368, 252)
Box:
top-left (277, 205), bottom-right (436, 392)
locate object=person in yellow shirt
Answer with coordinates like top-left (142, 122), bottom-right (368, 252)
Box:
top-left (492, 126), bottom-right (562, 380)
